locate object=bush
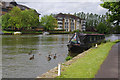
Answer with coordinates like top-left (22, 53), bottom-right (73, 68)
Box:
top-left (73, 29), bottom-right (80, 33)
top-left (65, 56), bottom-right (72, 61)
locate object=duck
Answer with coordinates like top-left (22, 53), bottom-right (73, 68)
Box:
top-left (28, 51), bottom-right (32, 55)
top-left (53, 54), bottom-right (57, 59)
top-left (47, 55), bottom-right (51, 61)
top-left (29, 54), bottom-right (34, 60)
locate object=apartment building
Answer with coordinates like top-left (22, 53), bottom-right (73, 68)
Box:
top-left (55, 13), bottom-right (82, 32)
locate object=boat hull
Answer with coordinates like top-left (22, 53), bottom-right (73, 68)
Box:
top-left (67, 44), bottom-right (91, 53)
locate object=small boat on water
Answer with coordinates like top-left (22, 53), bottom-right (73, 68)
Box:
top-left (14, 32), bottom-right (22, 35)
top-left (67, 32), bottom-right (105, 52)
top-left (43, 31), bottom-right (49, 35)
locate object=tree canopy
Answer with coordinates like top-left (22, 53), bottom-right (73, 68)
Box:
top-left (2, 6), bottom-right (39, 31)
top-left (40, 15), bottom-right (57, 31)
top-left (100, 1), bottom-right (120, 25)
top-left (100, 1), bottom-right (120, 33)
top-left (74, 12), bottom-right (112, 34)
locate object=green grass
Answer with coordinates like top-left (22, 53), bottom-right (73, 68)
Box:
top-left (2, 30), bottom-right (14, 34)
top-left (50, 31), bottom-right (70, 34)
top-left (21, 31), bottom-right (42, 34)
top-left (58, 40), bottom-right (120, 78)
top-left (2, 30), bottom-right (43, 34)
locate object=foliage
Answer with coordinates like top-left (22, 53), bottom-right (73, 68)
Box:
top-left (65, 56), bottom-right (73, 61)
top-left (100, 1), bottom-right (120, 33)
top-left (75, 12), bottom-right (113, 34)
top-left (2, 6), bottom-right (39, 31)
top-left (2, 13), bottom-right (11, 29)
top-left (0, 16), bottom-right (2, 25)
top-left (96, 22), bottom-right (111, 34)
top-left (59, 41), bottom-right (117, 78)
top-left (73, 29), bottom-right (80, 33)
top-left (113, 25), bottom-right (120, 34)
top-left (40, 15), bottom-right (57, 31)
top-left (100, 1), bottom-right (120, 25)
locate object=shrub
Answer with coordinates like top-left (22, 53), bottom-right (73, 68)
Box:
top-left (65, 56), bottom-right (72, 61)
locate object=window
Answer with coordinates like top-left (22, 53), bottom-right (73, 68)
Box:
top-left (71, 19), bottom-right (74, 22)
top-left (58, 22), bottom-right (63, 24)
top-left (66, 19), bottom-right (68, 22)
top-left (90, 37), bottom-right (92, 42)
top-left (60, 26), bottom-right (62, 28)
top-left (65, 26), bottom-right (66, 28)
top-left (94, 37), bottom-right (96, 41)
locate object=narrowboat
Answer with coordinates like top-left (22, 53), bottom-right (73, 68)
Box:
top-left (67, 32), bottom-right (105, 52)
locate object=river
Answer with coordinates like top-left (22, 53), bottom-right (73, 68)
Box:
top-left (2, 34), bottom-right (120, 78)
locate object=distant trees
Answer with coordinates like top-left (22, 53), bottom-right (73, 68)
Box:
top-left (40, 15), bottom-right (57, 31)
top-left (2, 7), bottom-right (39, 31)
top-left (74, 12), bottom-right (113, 34)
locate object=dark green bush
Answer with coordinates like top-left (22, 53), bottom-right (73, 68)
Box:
top-left (65, 56), bottom-right (72, 61)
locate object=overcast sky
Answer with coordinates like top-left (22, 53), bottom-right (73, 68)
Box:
top-left (14, 0), bottom-right (108, 16)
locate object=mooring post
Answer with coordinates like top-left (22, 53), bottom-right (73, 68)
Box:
top-left (95, 44), bottom-right (98, 48)
top-left (58, 64), bottom-right (61, 76)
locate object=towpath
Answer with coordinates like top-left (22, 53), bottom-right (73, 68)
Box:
top-left (95, 42), bottom-right (119, 78)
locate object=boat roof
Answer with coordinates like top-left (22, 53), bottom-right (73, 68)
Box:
top-left (76, 33), bottom-right (105, 36)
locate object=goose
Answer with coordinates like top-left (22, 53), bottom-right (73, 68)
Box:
top-left (29, 54), bottom-right (34, 60)
top-left (53, 54), bottom-right (57, 59)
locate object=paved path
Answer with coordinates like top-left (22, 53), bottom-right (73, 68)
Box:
top-left (95, 42), bottom-right (119, 78)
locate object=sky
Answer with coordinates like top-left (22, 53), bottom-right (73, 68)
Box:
top-left (11, 0), bottom-right (109, 16)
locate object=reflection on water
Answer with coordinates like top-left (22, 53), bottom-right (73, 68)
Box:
top-left (2, 34), bottom-right (120, 78)
top-left (2, 34), bottom-right (72, 78)
top-left (105, 34), bottom-right (120, 41)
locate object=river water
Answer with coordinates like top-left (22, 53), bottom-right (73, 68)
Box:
top-left (2, 34), bottom-right (120, 78)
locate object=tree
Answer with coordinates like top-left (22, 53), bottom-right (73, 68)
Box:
top-left (113, 25), bottom-right (120, 34)
top-left (75, 11), bottom-right (113, 33)
top-left (21, 9), bottom-right (39, 30)
top-left (9, 7), bottom-right (22, 30)
top-left (2, 13), bottom-right (11, 30)
top-left (40, 15), bottom-right (57, 31)
top-left (2, 6), bottom-right (39, 31)
top-left (96, 22), bottom-right (111, 34)
top-left (100, 1), bottom-right (120, 25)
top-left (0, 16), bottom-right (2, 25)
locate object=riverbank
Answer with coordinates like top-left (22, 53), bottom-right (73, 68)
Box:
top-left (2, 30), bottom-right (71, 35)
top-left (2, 30), bottom-right (101, 35)
top-left (37, 40), bottom-right (120, 78)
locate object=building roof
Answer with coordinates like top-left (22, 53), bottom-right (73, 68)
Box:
top-left (55, 13), bottom-right (80, 20)
top-left (1, 0), bottom-right (40, 15)
top-left (17, 4), bottom-right (30, 10)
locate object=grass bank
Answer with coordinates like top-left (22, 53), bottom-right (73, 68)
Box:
top-left (2, 30), bottom-right (70, 34)
top-left (58, 40), bottom-right (120, 78)
top-left (2, 30), bottom-right (43, 34)
top-left (2, 30), bottom-right (14, 34)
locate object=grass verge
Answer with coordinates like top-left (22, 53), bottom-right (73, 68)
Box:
top-left (2, 30), bottom-right (43, 34)
top-left (2, 30), bottom-right (14, 34)
top-left (58, 40), bottom-right (120, 78)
